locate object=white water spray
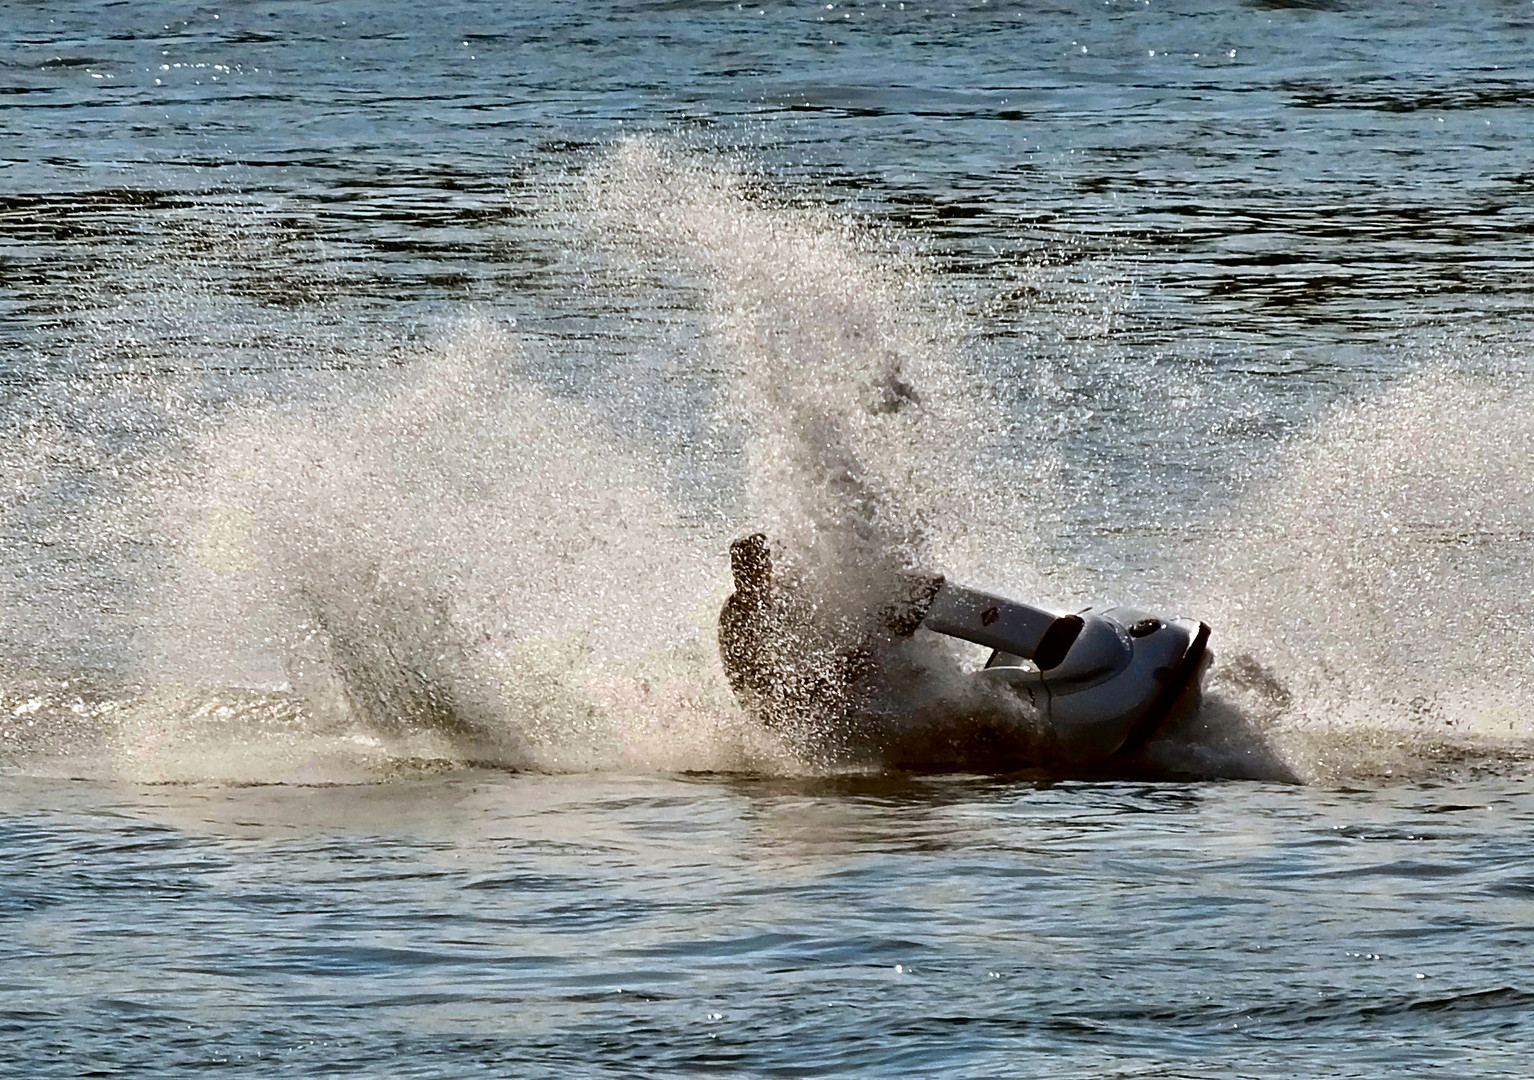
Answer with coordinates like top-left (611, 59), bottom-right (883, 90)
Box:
top-left (3, 142), bottom-right (1532, 785)
top-left (1185, 367), bottom-right (1534, 781)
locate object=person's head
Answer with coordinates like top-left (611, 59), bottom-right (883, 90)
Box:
top-left (729, 533), bottom-right (772, 595)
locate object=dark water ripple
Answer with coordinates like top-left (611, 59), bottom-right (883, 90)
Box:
top-left (3, 775), bottom-right (1532, 1075)
top-left (2, 2), bottom-right (1530, 340)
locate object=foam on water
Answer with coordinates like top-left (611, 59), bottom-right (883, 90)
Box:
top-left (2, 141), bottom-right (1532, 785)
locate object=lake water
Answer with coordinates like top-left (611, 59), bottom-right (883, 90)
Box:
top-left (3, 1), bottom-right (1534, 1075)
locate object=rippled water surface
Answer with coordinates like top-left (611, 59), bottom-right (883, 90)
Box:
top-left (5, 0), bottom-right (1534, 1074)
top-left (6, 772), bottom-right (1534, 1077)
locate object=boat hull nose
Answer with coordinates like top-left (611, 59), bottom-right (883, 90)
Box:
top-left (977, 610), bottom-right (1212, 763)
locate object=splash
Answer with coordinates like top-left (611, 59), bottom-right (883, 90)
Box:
top-left (577, 140), bottom-right (1063, 593)
top-left (572, 140), bottom-right (1071, 763)
top-left (3, 141), bottom-right (1533, 786)
top-left (1183, 367), bottom-right (1534, 782)
top-left (120, 322), bottom-right (784, 782)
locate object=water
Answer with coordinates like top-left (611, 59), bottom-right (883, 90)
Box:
top-left (4, 0), bottom-right (1534, 1073)
top-left (6, 773), bottom-right (1533, 1077)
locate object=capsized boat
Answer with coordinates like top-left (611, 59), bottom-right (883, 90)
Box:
top-left (718, 534), bottom-right (1211, 767)
top-left (907, 575), bottom-right (1211, 762)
